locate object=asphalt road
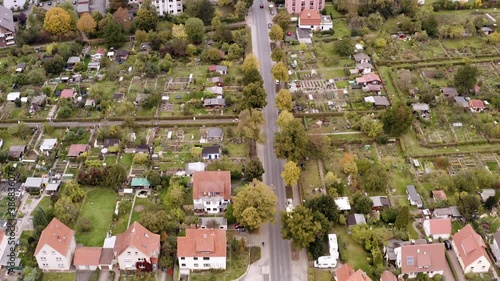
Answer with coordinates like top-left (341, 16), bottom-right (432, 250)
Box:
top-left (0, 119), bottom-right (235, 128)
top-left (249, 2), bottom-right (293, 281)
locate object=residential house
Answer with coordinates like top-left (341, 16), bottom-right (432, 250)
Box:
top-left (432, 206), bottom-right (462, 220)
top-left (88, 62), bottom-right (100, 71)
top-left (406, 185), bottom-right (423, 208)
top-left (480, 189), bottom-right (495, 202)
top-left (370, 196), bottom-right (390, 211)
top-left (198, 217), bottom-right (228, 230)
top-left (16, 63), bottom-right (26, 73)
top-left (192, 171), bottom-right (231, 214)
top-left (469, 99), bottom-right (485, 112)
top-left (285, 0), bottom-right (324, 14)
top-left (202, 145), bottom-right (221, 160)
top-left (203, 98), bottom-right (225, 109)
top-left (31, 95), bottom-right (47, 112)
top-left (334, 197), bottom-right (351, 211)
top-left (76, 0), bottom-right (90, 14)
top-left (103, 139), bottom-right (121, 149)
top-left (364, 96), bottom-right (390, 108)
top-left (208, 65), bottom-right (228, 75)
top-left (115, 50), bottom-right (129, 63)
top-left (356, 73), bottom-right (382, 85)
top-left (73, 247), bottom-right (102, 270)
top-left (489, 231), bottom-right (500, 265)
top-left (8, 145), bottom-right (27, 160)
top-left (298, 9), bottom-right (321, 30)
top-left (34, 218), bottom-right (76, 271)
top-left (177, 229), bottom-right (227, 270)
top-left (114, 222), bottom-right (161, 270)
top-left (0, 6), bottom-right (15, 47)
top-left (67, 56), bottom-right (81, 70)
top-left (380, 271), bottom-right (397, 281)
top-left (185, 162), bottom-right (206, 176)
top-left (6, 92), bottom-right (20, 102)
top-left (432, 190), bottom-right (447, 202)
top-left (206, 128), bottom-right (224, 142)
top-left (93, 48), bottom-right (106, 61)
top-left (353, 53), bottom-right (371, 64)
top-left (23, 177), bottom-right (47, 192)
top-left (68, 144), bottom-right (89, 158)
top-left (362, 84), bottom-right (383, 93)
top-left (441, 87), bottom-right (458, 99)
top-left (394, 243), bottom-right (446, 278)
top-left (335, 263), bottom-right (372, 281)
top-left (451, 224), bottom-right (491, 273)
top-left (356, 63), bottom-right (373, 74)
top-left (454, 96), bottom-right (469, 109)
top-left (423, 218), bottom-right (451, 240)
top-left (129, 0), bottom-right (182, 15)
top-left (347, 214), bottom-right (367, 227)
top-left (40, 139), bottom-right (57, 152)
top-left (131, 178), bottom-right (151, 189)
top-left (60, 89), bottom-right (76, 99)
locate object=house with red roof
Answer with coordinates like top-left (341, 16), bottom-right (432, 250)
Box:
top-left (452, 224), bottom-right (491, 273)
top-left (34, 218), bottom-right (76, 271)
top-left (298, 9), bottom-right (321, 29)
top-left (177, 228), bottom-right (227, 270)
top-left (356, 73), bottom-right (382, 86)
top-left (335, 263), bottom-right (372, 281)
top-left (67, 144), bottom-right (89, 158)
top-left (73, 247), bottom-right (102, 270)
top-left (113, 222), bottom-right (160, 270)
top-left (468, 99), bottom-right (485, 113)
top-left (192, 171), bottom-right (231, 214)
top-left (380, 271), bottom-right (397, 281)
top-left (423, 218), bottom-right (451, 240)
top-left (60, 89), bottom-right (76, 99)
top-left (395, 243), bottom-right (446, 279)
top-left (432, 190), bottom-right (447, 202)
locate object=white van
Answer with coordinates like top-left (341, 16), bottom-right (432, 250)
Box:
top-left (314, 256), bottom-right (337, 268)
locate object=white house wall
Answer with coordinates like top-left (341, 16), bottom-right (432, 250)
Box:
top-left (35, 239), bottom-right (76, 271)
top-left (116, 246), bottom-right (151, 270)
top-left (178, 256), bottom-right (226, 270)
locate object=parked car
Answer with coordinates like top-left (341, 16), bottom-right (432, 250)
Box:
top-left (234, 223), bottom-right (246, 232)
top-left (444, 240), bottom-right (452, 250)
top-left (271, 10), bottom-right (275, 15)
top-left (287, 31), bottom-right (292, 36)
top-left (259, 2), bottom-right (264, 8)
top-left (47, 1), bottom-right (52, 5)
top-left (268, 23), bottom-right (272, 29)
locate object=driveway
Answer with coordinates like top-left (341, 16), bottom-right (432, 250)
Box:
top-left (446, 249), bottom-right (466, 281)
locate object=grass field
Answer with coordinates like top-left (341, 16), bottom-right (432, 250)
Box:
top-left (36, 196), bottom-right (52, 212)
top-left (119, 153), bottom-right (134, 171)
top-left (314, 269), bottom-right (333, 281)
top-left (75, 188), bottom-right (117, 246)
top-left (42, 273), bottom-right (76, 281)
top-left (300, 160), bottom-right (324, 200)
top-left (334, 225), bottom-right (371, 276)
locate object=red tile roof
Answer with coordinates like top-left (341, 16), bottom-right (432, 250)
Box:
top-left (380, 271), bottom-right (397, 281)
top-left (192, 171), bottom-right (231, 200)
top-left (34, 218), bottom-right (75, 256)
top-left (74, 247), bottom-right (102, 266)
top-left (209, 65), bottom-right (216, 71)
top-left (68, 144), bottom-right (88, 157)
top-left (299, 9), bottom-right (321, 26)
top-left (432, 190), bottom-right (447, 201)
top-left (347, 269), bottom-right (372, 281)
top-left (426, 218), bottom-right (452, 235)
top-left (469, 99), bottom-right (485, 109)
top-left (96, 48), bottom-right (105, 55)
top-left (114, 222), bottom-right (160, 258)
top-left (60, 89), bottom-right (75, 99)
top-left (400, 243), bottom-right (446, 275)
top-left (336, 264), bottom-right (355, 281)
top-left (177, 229), bottom-right (227, 258)
top-left (452, 224), bottom-right (490, 269)
top-left (356, 73), bottom-right (381, 84)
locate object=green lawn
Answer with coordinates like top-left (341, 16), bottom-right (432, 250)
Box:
top-left (224, 143), bottom-right (247, 158)
top-left (105, 155), bottom-right (117, 166)
top-left (333, 19), bottom-right (351, 38)
top-left (299, 160), bottom-right (324, 200)
top-left (36, 196), bottom-right (52, 212)
top-left (130, 197), bottom-right (158, 224)
top-left (112, 198), bottom-right (133, 234)
top-left (42, 273), bottom-right (76, 281)
top-left (75, 188), bottom-right (117, 246)
top-left (334, 226), bottom-right (371, 275)
top-left (119, 153), bottom-right (134, 171)
top-left (314, 269), bottom-right (333, 281)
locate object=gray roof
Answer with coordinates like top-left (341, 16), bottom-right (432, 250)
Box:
top-left (199, 217), bottom-right (227, 228)
top-left (481, 27), bottom-right (493, 32)
top-left (202, 145), bottom-right (220, 155)
top-left (204, 98), bottom-right (225, 106)
top-left (9, 145), bottom-right (26, 152)
top-left (370, 196), bottom-right (390, 208)
top-left (353, 53), bottom-right (370, 62)
top-left (24, 177), bottom-right (43, 188)
top-left (0, 5), bottom-right (14, 32)
top-left (356, 62), bottom-right (373, 70)
top-left (480, 189), bottom-right (496, 201)
top-left (296, 28), bottom-right (312, 39)
top-left (412, 103), bottom-right (429, 111)
top-left (103, 138), bottom-right (120, 148)
top-left (32, 95), bottom-right (47, 105)
top-left (77, 2), bottom-right (89, 13)
top-left (433, 206), bottom-right (462, 218)
top-left (407, 185), bottom-right (423, 206)
top-left (185, 162), bottom-right (206, 175)
top-left (373, 96), bottom-right (390, 106)
top-left (215, 65), bottom-right (227, 72)
top-left (207, 127), bottom-right (223, 139)
top-left (67, 56), bottom-right (81, 64)
top-left (347, 214), bottom-right (366, 226)
top-left (441, 87), bottom-right (458, 97)
top-left (454, 96), bottom-right (469, 107)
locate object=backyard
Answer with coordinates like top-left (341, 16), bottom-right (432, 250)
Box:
top-left (41, 273), bottom-right (76, 281)
top-left (75, 188), bottom-right (117, 246)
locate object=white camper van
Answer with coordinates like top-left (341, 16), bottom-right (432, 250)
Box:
top-left (314, 256), bottom-right (337, 268)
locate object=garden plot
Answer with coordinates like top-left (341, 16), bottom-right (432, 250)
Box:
top-left (449, 123), bottom-right (486, 142)
top-left (0, 103), bottom-right (14, 120)
top-left (376, 143), bottom-right (400, 158)
top-left (130, 167), bottom-right (145, 177)
top-left (447, 155), bottom-right (482, 175)
top-left (53, 161), bottom-right (68, 175)
top-left (299, 80), bottom-right (327, 90)
top-left (164, 77), bottom-right (192, 91)
top-left (144, 77), bottom-right (158, 90)
top-left (480, 153), bottom-right (500, 171)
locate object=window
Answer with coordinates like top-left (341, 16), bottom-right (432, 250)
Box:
top-left (203, 257), bottom-right (210, 260)
top-left (180, 257), bottom-right (185, 260)
top-left (58, 264), bottom-right (64, 268)
top-left (125, 258), bottom-right (131, 262)
top-left (138, 258), bottom-right (145, 261)
top-left (127, 251), bottom-right (131, 255)
top-left (203, 263), bottom-right (210, 267)
top-left (478, 260), bottom-right (482, 263)
top-left (42, 263), bottom-right (48, 267)
top-left (52, 251), bottom-right (56, 255)
top-left (181, 263), bottom-right (186, 267)
top-left (194, 264), bottom-right (199, 267)
top-left (56, 257), bottom-right (62, 261)
top-left (42, 251), bottom-right (47, 255)
top-left (40, 257), bottom-right (46, 261)
top-left (135, 252), bottom-right (139, 255)
top-left (482, 266), bottom-right (486, 269)
top-left (194, 257), bottom-right (198, 260)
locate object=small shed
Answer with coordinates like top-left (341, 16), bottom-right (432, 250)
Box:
top-left (131, 177), bottom-right (151, 189)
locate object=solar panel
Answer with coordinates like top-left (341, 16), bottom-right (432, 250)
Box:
top-left (407, 256), bottom-right (414, 265)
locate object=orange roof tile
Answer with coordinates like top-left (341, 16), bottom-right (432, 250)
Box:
top-left (68, 144), bottom-right (88, 157)
top-left (34, 218), bottom-right (75, 256)
top-left (469, 99), bottom-right (485, 109)
top-left (114, 222), bottom-right (160, 258)
top-left (432, 190), bottom-right (447, 201)
top-left (427, 218), bottom-right (452, 235)
top-left (74, 247), bottom-right (102, 266)
top-left (400, 243), bottom-right (446, 274)
top-left (299, 9), bottom-right (321, 26)
top-left (192, 171), bottom-right (231, 200)
top-left (452, 224), bottom-right (490, 268)
top-left (347, 269), bottom-right (372, 281)
top-left (380, 271), bottom-right (397, 281)
top-left (177, 229), bottom-right (226, 258)
top-left (336, 264), bottom-right (355, 281)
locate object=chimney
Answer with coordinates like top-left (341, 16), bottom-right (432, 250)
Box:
top-left (211, 231), bottom-right (215, 236)
top-left (424, 251), bottom-right (426, 255)
top-left (417, 249), bottom-right (420, 253)
top-left (204, 234), bottom-right (207, 238)
top-left (308, 13), bottom-right (310, 18)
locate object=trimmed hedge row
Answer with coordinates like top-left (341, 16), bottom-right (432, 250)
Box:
top-left (0, 115), bottom-right (239, 124)
top-left (294, 110), bottom-right (381, 118)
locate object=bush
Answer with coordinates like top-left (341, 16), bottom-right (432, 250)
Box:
top-left (77, 218), bottom-right (93, 232)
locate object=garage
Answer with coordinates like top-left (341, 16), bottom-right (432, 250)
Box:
top-left (74, 247), bottom-right (102, 271)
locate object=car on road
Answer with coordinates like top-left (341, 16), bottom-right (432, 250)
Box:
top-left (268, 23), bottom-right (272, 28)
top-left (47, 1), bottom-right (52, 5)
top-left (234, 223), bottom-right (246, 232)
top-left (271, 10), bottom-right (275, 15)
top-left (259, 2), bottom-right (264, 8)
top-left (275, 80), bottom-right (280, 85)
top-left (444, 240), bottom-right (452, 250)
